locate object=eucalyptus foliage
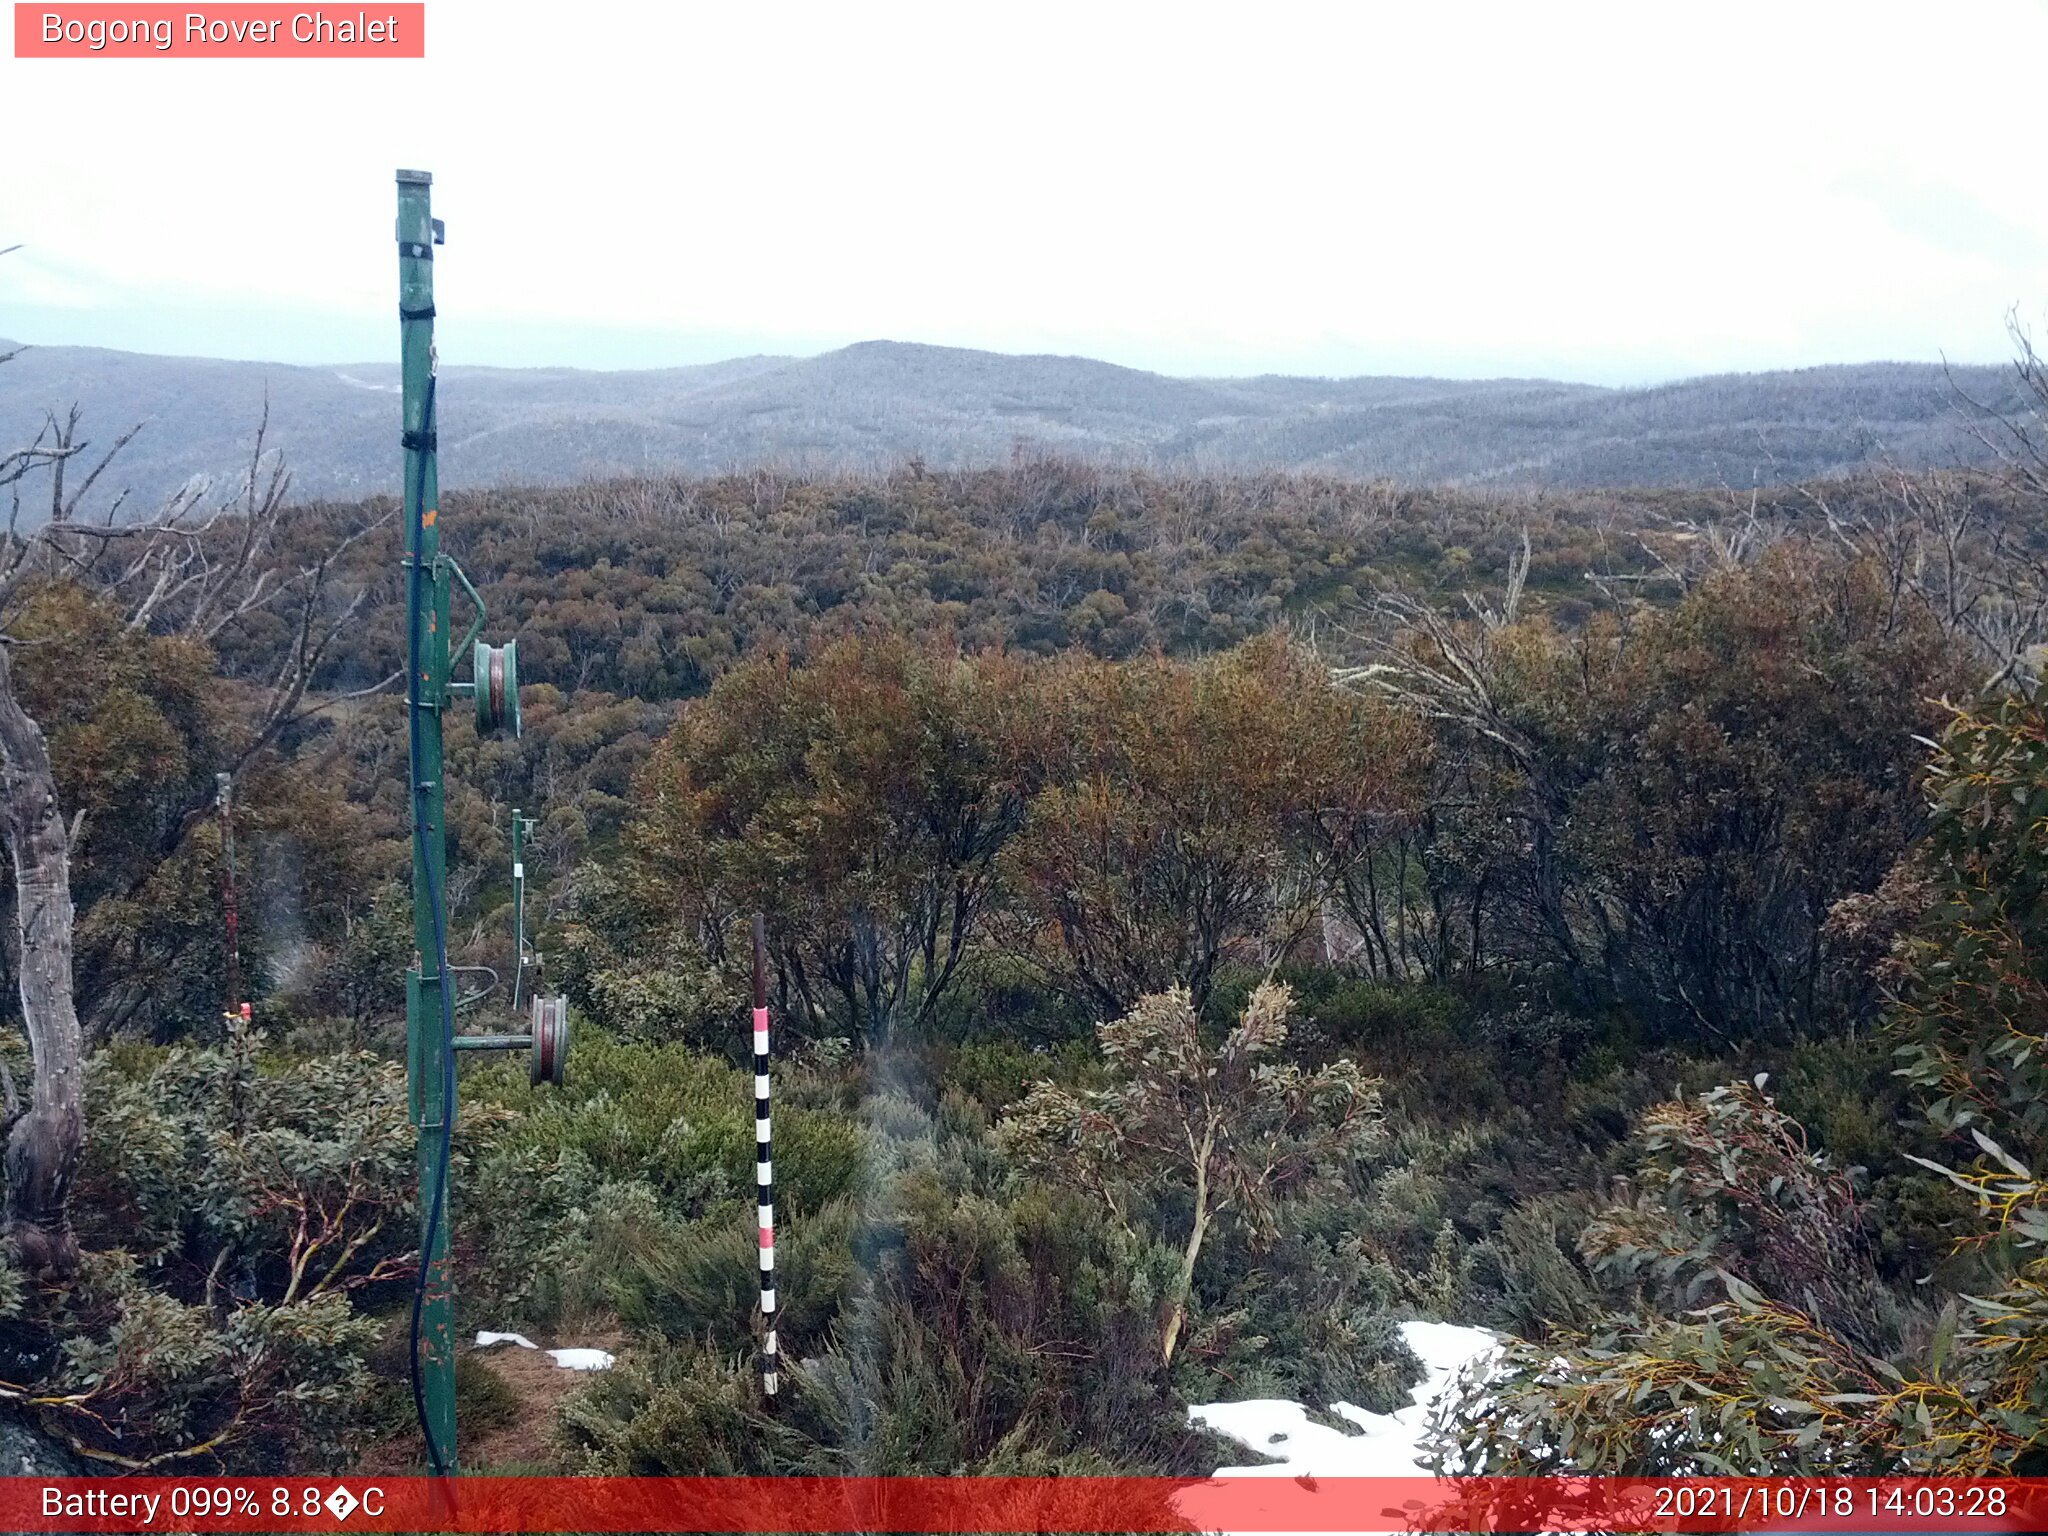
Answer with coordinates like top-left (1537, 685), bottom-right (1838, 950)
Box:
top-left (1001, 983), bottom-right (1383, 1367)
top-left (1430, 686), bottom-right (2048, 1475)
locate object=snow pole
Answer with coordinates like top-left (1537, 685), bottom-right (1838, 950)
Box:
top-left (216, 771), bottom-right (241, 1025)
top-left (752, 913), bottom-right (778, 1400)
top-left (510, 808), bottom-right (537, 1012)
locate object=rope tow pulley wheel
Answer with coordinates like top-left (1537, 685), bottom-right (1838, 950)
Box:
top-left (530, 994), bottom-right (569, 1087)
top-left (475, 638), bottom-right (522, 738)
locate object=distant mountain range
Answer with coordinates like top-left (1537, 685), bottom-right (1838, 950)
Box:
top-left (0, 337), bottom-right (2022, 512)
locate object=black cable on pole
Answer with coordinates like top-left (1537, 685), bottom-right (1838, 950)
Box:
top-left (405, 373), bottom-right (457, 1478)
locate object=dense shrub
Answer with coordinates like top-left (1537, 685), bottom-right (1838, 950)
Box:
top-left (998, 637), bottom-right (1427, 1014)
top-left (0, 1029), bottom-right (404, 1468)
top-left (1003, 985), bottom-right (1381, 1365)
top-left (1429, 1080), bottom-right (1987, 1473)
top-left (1431, 684), bottom-right (2048, 1476)
top-left (633, 634), bottom-right (1034, 1047)
top-left (1365, 549), bottom-right (1971, 1047)
top-left (464, 1030), bottom-right (866, 1324)
top-left (560, 1070), bottom-right (1224, 1475)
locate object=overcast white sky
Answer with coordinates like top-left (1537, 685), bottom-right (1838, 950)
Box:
top-left (3, 0), bottom-right (2045, 384)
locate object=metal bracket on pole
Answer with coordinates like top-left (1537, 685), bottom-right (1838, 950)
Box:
top-left (444, 556), bottom-right (488, 668)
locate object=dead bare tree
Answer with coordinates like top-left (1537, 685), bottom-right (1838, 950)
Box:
top-left (1896, 312), bottom-right (2048, 687)
top-left (1953, 311), bottom-right (2048, 505)
top-left (1332, 527), bottom-right (1534, 765)
top-left (0, 301), bottom-right (394, 1273)
top-left (1797, 463), bottom-right (2048, 692)
top-left (1323, 530), bottom-right (1581, 984)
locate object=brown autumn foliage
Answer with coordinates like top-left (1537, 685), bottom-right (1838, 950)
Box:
top-left (998, 634), bottom-right (1430, 1014)
top-left (632, 632), bottom-right (1036, 1046)
top-left (610, 630), bottom-right (1431, 1046)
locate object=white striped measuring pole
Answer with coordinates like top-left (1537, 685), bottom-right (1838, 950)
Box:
top-left (751, 913), bottom-right (778, 1399)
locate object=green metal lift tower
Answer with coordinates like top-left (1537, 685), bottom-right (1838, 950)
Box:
top-left (397, 168), bottom-right (565, 1475)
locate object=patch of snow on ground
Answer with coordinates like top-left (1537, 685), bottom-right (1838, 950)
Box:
top-left (1189, 1320), bottom-right (1498, 1477)
top-left (475, 1330), bottom-right (614, 1370)
top-left (474, 1330), bottom-right (539, 1351)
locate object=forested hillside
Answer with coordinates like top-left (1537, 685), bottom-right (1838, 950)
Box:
top-left (0, 337), bottom-right (2022, 512)
top-left (0, 435), bottom-right (2042, 1476)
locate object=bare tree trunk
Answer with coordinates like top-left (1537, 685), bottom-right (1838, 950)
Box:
top-left (1161, 1203), bottom-right (1209, 1368)
top-left (0, 647), bottom-right (82, 1276)
top-left (1161, 1126), bottom-right (1215, 1368)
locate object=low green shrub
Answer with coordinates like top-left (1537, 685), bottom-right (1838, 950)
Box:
top-left (560, 1343), bottom-right (794, 1474)
top-left (564, 1064), bottom-right (1219, 1476)
top-left (0, 1028), bottom-right (403, 1469)
top-left (455, 1352), bottom-right (523, 1435)
top-left (1178, 1223), bottom-right (1417, 1412)
top-left (463, 1028), bottom-right (869, 1325)
top-left (1464, 1197), bottom-right (1601, 1336)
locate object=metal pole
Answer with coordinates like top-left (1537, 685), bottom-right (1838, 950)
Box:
top-left (216, 771), bottom-right (240, 1024)
top-left (753, 913), bottom-right (778, 1399)
top-left (398, 166), bottom-right (456, 1474)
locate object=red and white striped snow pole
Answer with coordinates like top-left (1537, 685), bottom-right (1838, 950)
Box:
top-left (752, 913), bottom-right (778, 1399)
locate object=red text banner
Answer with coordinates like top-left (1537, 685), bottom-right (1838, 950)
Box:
top-left (4, 1476), bottom-right (2046, 1533)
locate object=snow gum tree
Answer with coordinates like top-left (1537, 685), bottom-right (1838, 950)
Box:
top-left (999, 981), bottom-right (1383, 1367)
top-left (1001, 635), bottom-right (1429, 1016)
top-left (635, 633), bottom-right (1034, 1047)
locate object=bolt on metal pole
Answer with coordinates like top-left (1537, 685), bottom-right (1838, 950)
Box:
top-left (398, 166), bottom-right (456, 1475)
